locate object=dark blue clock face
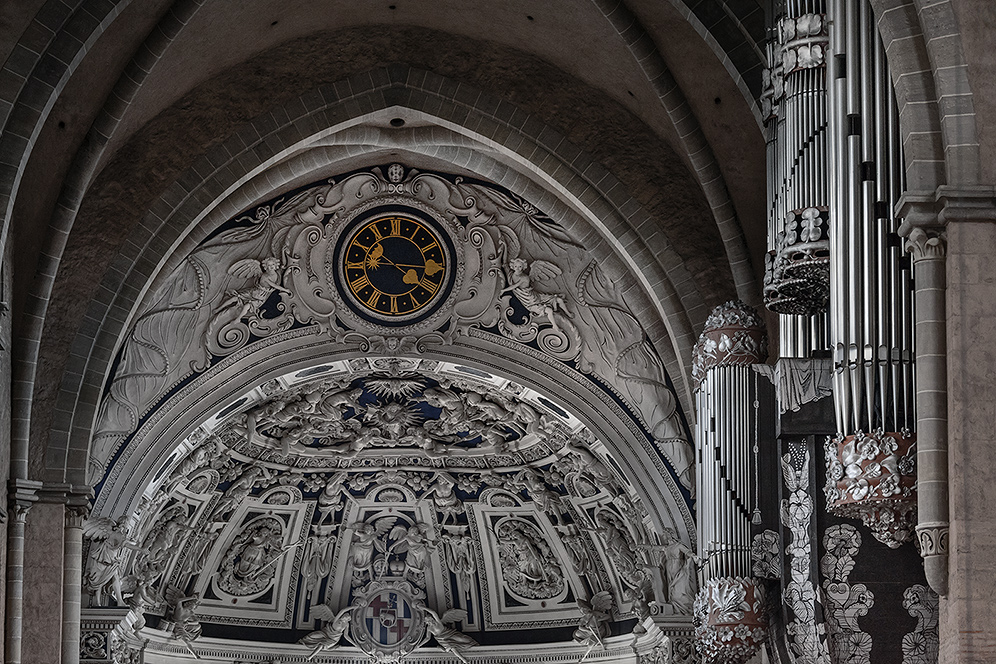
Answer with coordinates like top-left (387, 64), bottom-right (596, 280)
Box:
top-left (336, 210), bottom-right (454, 325)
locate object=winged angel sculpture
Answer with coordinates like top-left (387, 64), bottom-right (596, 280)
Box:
top-left (82, 515), bottom-right (141, 606)
top-left (574, 590), bottom-right (614, 661)
top-left (422, 607), bottom-right (478, 663)
top-left (298, 604), bottom-right (351, 660)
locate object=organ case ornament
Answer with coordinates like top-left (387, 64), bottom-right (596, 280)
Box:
top-left (824, 430), bottom-right (917, 548)
top-left (692, 577), bottom-right (767, 664)
top-left (764, 206), bottom-right (830, 315)
top-left (764, 9), bottom-right (831, 318)
top-left (690, 300), bottom-right (768, 388)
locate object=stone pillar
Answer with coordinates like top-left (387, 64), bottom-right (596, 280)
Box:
top-left (4, 480), bottom-right (39, 664)
top-left (901, 187), bottom-right (996, 662)
top-left (63, 505), bottom-right (89, 664)
top-left (905, 228), bottom-right (948, 596)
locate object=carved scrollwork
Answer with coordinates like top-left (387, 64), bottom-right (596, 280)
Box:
top-left (915, 524), bottom-right (949, 557)
top-left (90, 164), bottom-right (692, 498)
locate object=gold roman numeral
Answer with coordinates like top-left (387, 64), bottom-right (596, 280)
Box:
top-left (366, 291), bottom-right (380, 308)
top-left (391, 218), bottom-right (401, 236)
top-left (389, 296), bottom-right (399, 313)
top-left (420, 276), bottom-right (439, 294)
top-left (350, 274), bottom-right (371, 291)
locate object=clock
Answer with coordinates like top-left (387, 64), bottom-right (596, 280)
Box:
top-left (337, 212), bottom-right (452, 324)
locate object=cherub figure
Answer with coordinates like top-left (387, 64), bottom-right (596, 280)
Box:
top-left (427, 473), bottom-right (464, 524)
top-left (219, 256), bottom-right (292, 321)
top-left (164, 586), bottom-right (202, 657)
top-left (347, 522), bottom-right (379, 582)
top-left (575, 590), bottom-right (613, 660)
top-left (298, 605), bottom-right (351, 661)
top-left (504, 257), bottom-right (569, 331)
top-left (422, 606), bottom-right (478, 664)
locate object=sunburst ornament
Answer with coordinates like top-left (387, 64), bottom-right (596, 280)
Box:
top-left (364, 373), bottom-right (426, 400)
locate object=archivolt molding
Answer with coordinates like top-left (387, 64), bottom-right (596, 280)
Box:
top-left (45, 70), bottom-right (723, 481)
top-left (82, 343), bottom-right (695, 656)
top-left (591, 0), bottom-right (760, 309)
top-left (10, 0), bottom-right (208, 483)
top-left (869, 0), bottom-right (951, 192)
top-left (85, 169), bottom-right (697, 543)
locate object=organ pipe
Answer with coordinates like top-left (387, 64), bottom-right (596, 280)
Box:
top-left (763, 0), bottom-right (831, 358)
top-left (823, 0), bottom-right (918, 549)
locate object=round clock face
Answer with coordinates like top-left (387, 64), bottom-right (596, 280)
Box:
top-left (338, 212), bottom-right (451, 324)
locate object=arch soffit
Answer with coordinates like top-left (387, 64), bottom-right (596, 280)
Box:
top-left (871, 0), bottom-right (981, 193)
top-left (43, 76), bottom-right (720, 481)
top-left (4, 6), bottom-right (756, 475)
top-left (91, 334), bottom-right (695, 547)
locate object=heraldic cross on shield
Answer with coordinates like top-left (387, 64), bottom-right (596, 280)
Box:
top-left (365, 589), bottom-right (413, 646)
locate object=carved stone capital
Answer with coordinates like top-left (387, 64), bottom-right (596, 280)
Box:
top-left (66, 504), bottom-right (90, 529)
top-left (7, 477), bottom-right (41, 523)
top-left (916, 523), bottom-right (949, 557)
top-left (905, 228), bottom-right (947, 263)
top-left (916, 523), bottom-right (949, 596)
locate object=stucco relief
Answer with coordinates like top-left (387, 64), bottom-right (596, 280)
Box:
top-left (89, 164), bottom-right (691, 494)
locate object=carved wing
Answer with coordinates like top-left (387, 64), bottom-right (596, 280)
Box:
top-left (311, 603), bottom-right (336, 622)
top-left (440, 608), bottom-right (468, 624)
top-left (526, 259), bottom-right (562, 282)
top-left (82, 516), bottom-right (118, 540)
top-left (388, 523), bottom-right (410, 545)
top-left (164, 585), bottom-right (184, 607)
top-left (375, 517), bottom-right (400, 538)
top-left (228, 258), bottom-right (263, 280)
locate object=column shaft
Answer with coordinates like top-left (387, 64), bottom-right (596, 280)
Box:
top-left (62, 507), bottom-right (87, 664)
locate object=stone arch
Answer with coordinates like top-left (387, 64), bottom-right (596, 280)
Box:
top-left (592, 0), bottom-right (760, 307)
top-left (10, 0), bottom-right (206, 482)
top-left (871, 0), bottom-right (981, 191)
top-left (88, 334), bottom-right (695, 547)
top-left (38, 66), bottom-right (734, 483)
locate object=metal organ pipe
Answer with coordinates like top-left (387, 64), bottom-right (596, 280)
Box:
top-left (764, 0), bottom-right (831, 358)
top-left (825, 0), bottom-right (918, 548)
top-left (696, 366), bottom-right (761, 583)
